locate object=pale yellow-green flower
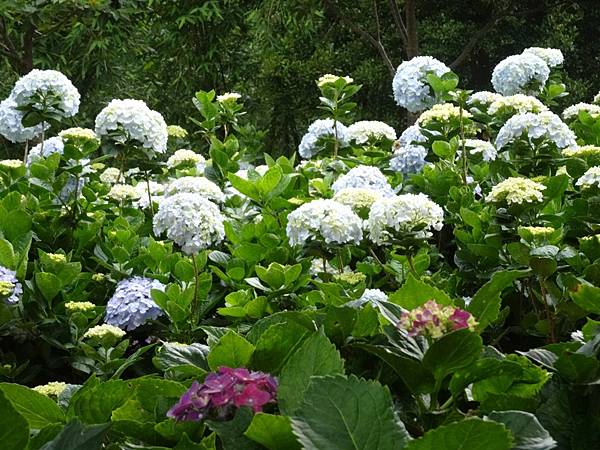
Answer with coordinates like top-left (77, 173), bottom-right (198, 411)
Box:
top-left (333, 188), bottom-right (383, 212)
top-left (47, 253), bottom-right (66, 264)
top-left (108, 184), bottom-right (139, 202)
top-left (486, 177), bottom-right (546, 205)
top-left (417, 103), bottom-right (472, 126)
top-left (92, 273), bottom-right (106, 282)
top-left (562, 145), bottom-right (600, 158)
top-left (32, 382), bottom-right (68, 397)
top-left (216, 92), bottom-right (241, 103)
top-left (100, 167), bottom-right (121, 185)
top-left (317, 74), bottom-right (353, 87)
top-left (333, 271), bottom-right (367, 285)
top-left (83, 324), bottom-right (125, 340)
top-left (0, 159), bottom-right (24, 169)
top-left (65, 301), bottom-right (96, 313)
top-left (167, 125), bottom-right (188, 138)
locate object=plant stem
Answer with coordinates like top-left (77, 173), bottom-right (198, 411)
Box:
top-left (406, 252), bottom-right (418, 277)
top-left (191, 253), bottom-right (200, 328)
top-left (333, 118), bottom-right (339, 158)
top-left (145, 170), bottom-right (154, 217)
top-left (337, 248), bottom-right (344, 274)
top-left (459, 105), bottom-right (468, 185)
top-left (23, 140), bottom-right (29, 164)
top-left (539, 278), bottom-right (556, 343)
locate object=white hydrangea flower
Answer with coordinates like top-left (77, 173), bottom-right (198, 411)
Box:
top-left (167, 149), bottom-right (206, 171)
top-left (463, 139), bottom-right (497, 161)
top-left (286, 199), bottom-right (363, 246)
top-left (346, 121), bottom-right (397, 144)
top-left (522, 47), bottom-right (564, 68)
top-left (0, 97), bottom-right (48, 143)
top-left (298, 119), bottom-right (349, 159)
top-left (135, 180), bottom-right (165, 209)
top-left (83, 324), bottom-right (126, 340)
top-left (59, 127), bottom-right (98, 142)
top-left (332, 165), bottom-right (395, 197)
top-left (367, 193), bottom-right (444, 245)
top-left (417, 103), bottom-right (471, 126)
top-left (95, 99), bottom-right (168, 155)
top-left (100, 167), bottom-right (121, 185)
top-left (153, 193), bottom-right (225, 254)
top-left (359, 288), bottom-right (388, 303)
top-left (562, 145), bottom-right (600, 158)
top-left (467, 91), bottom-right (504, 107)
top-left (317, 74), bottom-right (353, 87)
top-left (27, 136), bottom-right (64, 165)
top-left (392, 56), bottom-right (451, 113)
top-left (495, 111), bottom-right (576, 149)
top-left (485, 177), bottom-right (546, 205)
top-left (10, 69), bottom-right (80, 117)
top-left (166, 176), bottom-right (224, 203)
top-left (562, 103), bottom-right (600, 120)
top-left (108, 184), bottom-right (139, 202)
top-left (216, 92), bottom-right (241, 103)
top-left (594, 92), bottom-right (600, 105)
top-left (491, 54), bottom-right (550, 96)
top-left (575, 167), bottom-right (600, 189)
top-left (0, 159), bottom-right (24, 169)
top-left (488, 94), bottom-right (548, 115)
top-left (333, 187), bottom-right (383, 212)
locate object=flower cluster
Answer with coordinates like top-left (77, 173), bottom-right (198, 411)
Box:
top-left (153, 193), bottom-right (225, 254)
top-left (488, 94), bottom-right (548, 115)
top-left (367, 193), bottom-right (444, 245)
top-left (495, 111), bottom-right (576, 149)
top-left (64, 301), bottom-right (96, 313)
top-left (105, 276), bottom-right (165, 331)
top-left (463, 139), bottom-right (497, 162)
top-left (468, 91), bottom-right (504, 107)
top-left (417, 103), bottom-right (471, 126)
top-left (0, 98), bottom-right (47, 143)
top-left (398, 125), bottom-right (427, 147)
top-left (0, 266), bottom-right (22, 305)
top-left (317, 74), bottom-right (353, 87)
top-left (0, 160), bottom-right (23, 169)
top-left (100, 167), bottom-right (121, 185)
top-left (486, 177), bottom-right (546, 205)
top-left (522, 47), bottom-right (564, 67)
top-left (576, 167), bottom-right (600, 189)
top-left (562, 145), bottom-right (600, 158)
top-left (27, 137), bottom-right (64, 165)
top-left (332, 165), bottom-right (395, 197)
top-left (95, 99), bottom-right (168, 155)
top-left (59, 127), bottom-right (99, 144)
top-left (346, 121), bottom-right (397, 144)
top-left (298, 119), bottom-right (349, 159)
top-left (32, 382), bottom-right (68, 398)
top-left (167, 367), bottom-right (278, 422)
top-left (167, 125), bottom-right (188, 138)
top-left (397, 300), bottom-right (477, 338)
top-left (491, 54), bottom-right (550, 95)
top-left (216, 92), bottom-right (241, 103)
top-left (332, 187), bottom-right (383, 213)
top-left (166, 177), bottom-right (224, 203)
top-left (10, 69), bottom-right (80, 117)
top-left (83, 324), bottom-right (126, 340)
top-left (167, 149), bottom-right (206, 171)
top-left (135, 180), bottom-right (165, 209)
top-left (107, 184), bottom-right (139, 202)
top-left (392, 56), bottom-right (450, 112)
top-left (358, 288), bottom-right (388, 304)
top-left (286, 199), bottom-right (363, 246)
top-left (389, 144), bottom-right (429, 175)
top-left (562, 103), bottom-right (600, 120)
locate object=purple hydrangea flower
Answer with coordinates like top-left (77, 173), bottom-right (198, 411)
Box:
top-left (397, 300), bottom-right (477, 339)
top-left (167, 367), bottom-right (278, 422)
top-left (0, 265), bottom-right (22, 304)
top-left (105, 276), bottom-right (165, 331)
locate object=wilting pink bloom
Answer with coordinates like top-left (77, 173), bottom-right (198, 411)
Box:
top-left (167, 367), bottom-right (278, 422)
top-left (398, 300), bottom-right (477, 339)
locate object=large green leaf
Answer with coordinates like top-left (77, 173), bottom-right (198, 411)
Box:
top-left (67, 379), bottom-right (131, 424)
top-left (488, 411), bottom-right (557, 450)
top-left (251, 322), bottom-right (311, 374)
top-left (0, 383), bottom-right (64, 429)
top-left (569, 283), bottom-right (600, 314)
top-left (291, 375), bottom-right (410, 450)
top-left (277, 332), bottom-right (344, 415)
top-left (207, 331), bottom-right (255, 370)
top-left (422, 329), bottom-right (483, 382)
top-left (245, 413), bottom-right (300, 450)
top-left (388, 273), bottom-right (452, 309)
top-left (39, 420), bottom-right (110, 450)
top-left (405, 418), bottom-right (512, 450)
top-left (153, 342), bottom-right (210, 374)
top-left (0, 390), bottom-right (29, 450)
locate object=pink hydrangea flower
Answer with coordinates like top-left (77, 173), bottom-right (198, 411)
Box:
top-left (397, 300), bottom-right (477, 339)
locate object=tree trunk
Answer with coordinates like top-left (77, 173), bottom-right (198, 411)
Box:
top-left (405, 0), bottom-right (418, 58)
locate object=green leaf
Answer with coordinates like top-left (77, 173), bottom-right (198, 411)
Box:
top-left (405, 418), bottom-right (511, 450)
top-left (35, 272), bottom-right (62, 303)
top-left (554, 352), bottom-right (599, 383)
top-left (432, 140), bottom-right (455, 159)
top-left (27, 423), bottom-right (63, 450)
top-left (251, 322), bottom-right (311, 374)
top-left (154, 342), bottom-right (210, 375)
top-left (245, 413), bottom-right (300, 450)
top-left (487, 411), bottom-right (557, 450)
top-left (388, 273), bottom-right (452, 309)
top-left (206, 407), bottom-right (261, 450)
top-left (278, 332), bottom-right (344, 415)
top-left (291, 375), bottom-right (410, 450)
top-left (39, 420), bottom-right (110, 450)
top-left (207, 331), bottom-right (255, 370)
top-left (0, 383), bottom-right (64, 429)
top-left (468, 270), bottom-right (529, 330)
top-left (423, 329), bottom-right (483, 382)
top-left (0, 390), bottom-right (29, 450)
top-left (258, 166), bottom-right (283, 196)
top-left (0, 238), bottom-right (16, 269)
top-left (67, 380), bottom-right (130, 424)
top-left (570, 283), bottom-right (600, 314)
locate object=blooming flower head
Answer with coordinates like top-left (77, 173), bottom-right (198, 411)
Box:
top-left (522, 47), bottom-right (564, 68)
top-left (65, 301), bottom-right (96, 313)
top-left (100, 167), bottom-right (121, 185)
top-left (495, 111), bottom-right (576, 149)
top-left (346, 121), bottom-right (397, 145)
top-left (27, 136), bottom-right (64, 165)
top-left (467, 91), bottom-right (504, 108)
top-left (0, 97), bottom-right (48, 143)
top-left (367, 193), bottom-right (444, 245)
top-left (166, 176), bottom-right (225, 203)
top-left (358, 288), bottom-right (388, 304)
top-left (333, 187), bottom-right (383, 213)
top-left (59, 127), bottom-right (99, 145)
top-left (10, 69), bottom-right (80, 118)
top-left (486, 177), bottom-right (546, 205)
top-left (491, 54), bottom-right (550, 96)
top-left (332, 165), bottom-right (395, 197)
top-left (397, 300), bottom-right (477, 339)
top-left (105, 276), bottom-right (165, 331)
top-left (576, 166), bottom-right (600, 189)
top-left (463, 139), bottom-right (497, 162)
top-left (0, 159), bottom-right (24, 169)
top-left (562, 145), bottom-right (600, 158)
top-left (392, 56), bottom-right (451, 112)
top-left (95, 99), bottom-right (168, 155)
top-left (153, 193), bottom-right (225, 254)
top-left (333, 271), bottom-right (367, 285)
top-left (108, 184), bottom-right (140, 202)
top-left (134, 180), bottom-right (165, 209)
top-left (167, 125), bottom-right (188, 138)
top-left (83, 324), bottom-right (126, 340)
top-left (317, 74), bottom-right (353, 87)
top-left (167, 149), bottom-right (206, 171)
top-left (398, 125), bottom-right (427, 147)
top-left (0, 266), bottom-right (22, 305)
top-left (488, 94), bottom-right (548, 116)
top-left (216, 92), bottom-right (242, 103)
top-left (562, 103), bottom-right (600, 121)
top-left (286, 199), bottom-right (363, 247)
top-left (167, 367), bottom-right (278, 422)
top-left (518, 226), bottom-right (558, 244)
top-left (417, 103), bottom-right (472, 127)
top-left (390, 144), bottom-right (429, 175)
top-left (32, 382), bottom-right (68, 398)
top-left (298, 119), bottom-right (349, 159)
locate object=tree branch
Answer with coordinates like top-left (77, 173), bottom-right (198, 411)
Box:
top-left (387, 0), bottom-right (408, 48)
top-left (449, 14), bottom-right (499, 69)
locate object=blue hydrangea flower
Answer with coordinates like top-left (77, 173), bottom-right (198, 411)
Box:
top-left (491, 54), bottom-right (550, 96)
top-left (0, 265), bottom-right (22, 304)
top-left (389, 144), bottom-right (428, 175)
top-left (298, 119), bottom-right (349, 159)
top-left (392, 56), bottom-right (450, 112)
top-left (105, 276), bottom-right (165, 331)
